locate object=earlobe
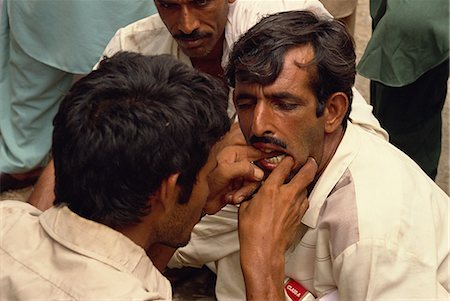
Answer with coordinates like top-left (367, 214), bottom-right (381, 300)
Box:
top-left (324, 92), bottom-right (349, 133)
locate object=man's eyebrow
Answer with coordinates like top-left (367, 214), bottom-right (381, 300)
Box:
top-left (235, 91), bottom-right (307, 103)
top-left (267, 91), bottom-right (306, 103)
top-left (157, 0), bottom-right (175, 4)
top-left (266, 91), bottom-right (302, 100)
top-left (234, 92), bottom-right (256, 102)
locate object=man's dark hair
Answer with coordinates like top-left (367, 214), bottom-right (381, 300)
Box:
top-left (226, 10), bottom-right (355, 125)
top-left (52, 52), bottom-right (230, 228)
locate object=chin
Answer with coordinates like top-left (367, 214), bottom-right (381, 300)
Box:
top-left (175, 233), bottom-right (192, 248)
top-left (183, 47), bottom-right (213, 59)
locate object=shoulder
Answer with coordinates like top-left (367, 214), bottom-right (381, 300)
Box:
top-left (0, 201), bottom-right (41, 235)
top-left (103, 14), bottom-right (173, 57)
top-left (226, 0), bottom-right (332, 47)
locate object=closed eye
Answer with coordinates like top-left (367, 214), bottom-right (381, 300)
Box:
top-left (157, 0), bottom-right (177, 9)
top-left (194, 0), bottom-right (209, 7)
top-left (272, 100), bottom-right (299, 111)
top-left (235, 100), bottom-right (255, 111)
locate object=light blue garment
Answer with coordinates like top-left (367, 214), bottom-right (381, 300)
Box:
top-left (0, 0), bottom-right (156, 173)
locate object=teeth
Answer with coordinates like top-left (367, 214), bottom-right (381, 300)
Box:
top-left (262, 149), bottom-right (272, 153)
top-left (265, 154), bottom-right (286, 164)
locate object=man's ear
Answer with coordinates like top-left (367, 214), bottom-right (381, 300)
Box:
top-left (323, 92), bottom-right (349, 134)
top-left (152, 173), bottom-right (181, 212)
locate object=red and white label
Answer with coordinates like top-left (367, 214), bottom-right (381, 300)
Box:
top-left (284, 278), bottom-right (310, 301)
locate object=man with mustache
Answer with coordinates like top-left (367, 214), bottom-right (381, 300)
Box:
top-left (174, 10), bottom-right (448, 300)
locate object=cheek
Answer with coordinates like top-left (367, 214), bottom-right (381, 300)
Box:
top-left (193, 178), bottom-right (210, 208)
top-left (289, 121), bottom-right (324, 159)
top-left (237, 117), bottom-right (251, 141)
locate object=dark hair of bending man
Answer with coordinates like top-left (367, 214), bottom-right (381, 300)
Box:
top-left (1, 52), bottom-right (232, 299)
top-left (52, 52), bottom-right (229, 233)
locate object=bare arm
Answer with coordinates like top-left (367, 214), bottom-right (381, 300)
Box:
top-left (238, 157), bottom-right (317, 300)
top-left (28, 159), bottom-right (56, 210)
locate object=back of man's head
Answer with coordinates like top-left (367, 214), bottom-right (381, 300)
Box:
top-left (52, 52), bottom-right (230, 228)
top-left (226, 10), bottom-right (355, 123)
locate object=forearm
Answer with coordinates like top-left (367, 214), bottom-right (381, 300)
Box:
top-left (241, 250), bottom-right (285, 300)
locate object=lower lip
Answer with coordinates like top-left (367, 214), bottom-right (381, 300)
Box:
top-left (178, 38), bottom-right (204, 49)
top-left (255, 158), bottom-right (278, 171)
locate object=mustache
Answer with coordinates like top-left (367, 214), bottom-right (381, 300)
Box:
top-left (249, 135), bottom-right (287, 149)
top-left (174, 30), bottom-right (211, 40)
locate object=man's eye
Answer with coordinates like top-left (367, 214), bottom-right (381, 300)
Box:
top-left (158, 1), bottom-right (176, 9)
top-left (274, 102), bottom-right (298, 111)
top-left (194, 0), bottom-right (209, 6)
top-left (236, 102), bottom-right (253, 111)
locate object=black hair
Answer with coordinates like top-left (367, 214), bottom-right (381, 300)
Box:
top-left (226, 10), bottom-right (355, 125)
top-left (52, 52), bottom-right (230, 228)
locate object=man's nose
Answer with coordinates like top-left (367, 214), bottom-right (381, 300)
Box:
top-left (251, 101), bottom-right (275, 137)
top-left (178, 6), bottom-right (200, 34)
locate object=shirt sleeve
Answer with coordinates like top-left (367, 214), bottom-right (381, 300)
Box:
top-left (168, 205), bottom-right (239, 269)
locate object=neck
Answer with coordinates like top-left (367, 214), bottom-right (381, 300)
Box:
top-left (191, 34), bottom-right (225, 81)
top-left (308, 126), bottom-right (346, 193)
top-left (118, 218), bottom-right (155, 251)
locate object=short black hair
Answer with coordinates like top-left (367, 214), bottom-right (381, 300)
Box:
top-left (52, 52), bottom-right (230, 228)
top-left (226, 10), bottom-right (355, 126)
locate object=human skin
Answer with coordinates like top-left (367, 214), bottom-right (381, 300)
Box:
top-left (233, 44), bottom-right (348, 299)
top-left (154, 0), bottom-right (234, 59)
top-left (234, 45), bottom-right (347, 183)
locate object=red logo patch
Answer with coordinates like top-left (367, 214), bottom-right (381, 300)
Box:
top-left (285, 278), bottom-right (308, 301)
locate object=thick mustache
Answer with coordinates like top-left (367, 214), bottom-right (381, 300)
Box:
top-left (249, 136), bottom-right (287, 149)
top-left (174, 31), bottom-right (211, 40)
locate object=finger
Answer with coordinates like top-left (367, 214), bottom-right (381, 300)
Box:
top-left (286, 157), bottom-right (318, 196)
top-left (263, 156), bottom-right (295, 186)
top-left (299, 197), bottom-right (309, 216)
top-left (226, 181), bottom-right (261, 204)
top-left (220, 122), bottom-right (246, 146)
top-left (218, 160), bottom-right (264, 183)
top-left (217, 145), bottom-right (264, 163)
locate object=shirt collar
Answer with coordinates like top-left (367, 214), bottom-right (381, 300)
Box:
top-left (302, 122), bottom-right (360, 228)
top-left (39, 206), bottom-right (163, 287)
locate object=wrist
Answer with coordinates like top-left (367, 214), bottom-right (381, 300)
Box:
top-left (241, 251), bottom-right (285, 300)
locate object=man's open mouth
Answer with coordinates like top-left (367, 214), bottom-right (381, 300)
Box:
top-left (254, 147), bottom-right (288, 171)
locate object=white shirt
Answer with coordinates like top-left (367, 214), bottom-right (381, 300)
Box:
top-left (171, 122), bottom-right (450, 300)
top-left (0, 201), bottom-right (172, 300)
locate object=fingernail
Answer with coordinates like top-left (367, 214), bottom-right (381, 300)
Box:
top-left (226, 194), bottom-right (233, 203)
top-left (253, 167), bottom-right (264, 180)
top-left (308, 157), bottom-right (318, 168)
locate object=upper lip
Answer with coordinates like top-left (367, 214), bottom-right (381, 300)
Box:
top-left (252, 142), bottom-right (287, 158)
top-left (177, 36), bottom-right (201, 42)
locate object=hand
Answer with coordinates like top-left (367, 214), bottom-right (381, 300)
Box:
top-left (238, 156), bottom-right (317, 300)
top-left (212, 122), bottom-right (247, 154)
top-left (203, 144), bottom-right (264, 215)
